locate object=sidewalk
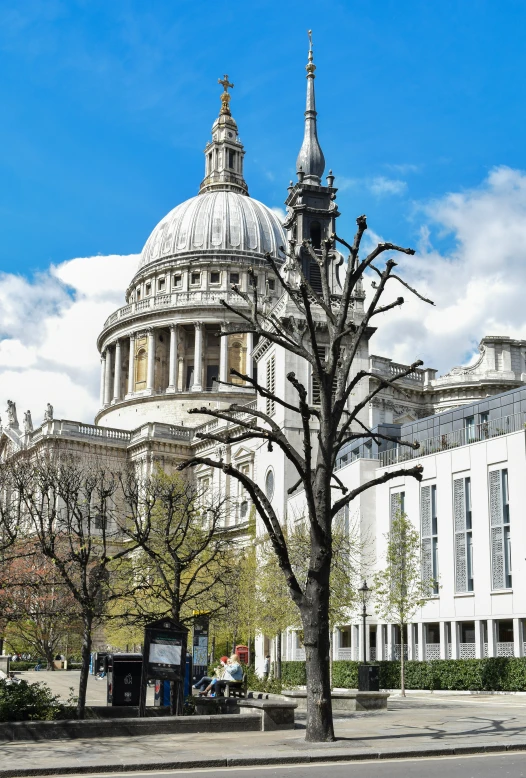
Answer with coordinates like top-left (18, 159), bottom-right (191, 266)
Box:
top-left (3, 693), bottom-right (526, 775)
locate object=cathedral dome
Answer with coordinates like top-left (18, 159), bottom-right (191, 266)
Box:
top-left (138, 191), bottom-right (286, 270)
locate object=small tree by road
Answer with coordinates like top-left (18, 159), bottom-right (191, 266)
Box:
top-left (7, 454), bottom-right (138, 718)
top-left (373, 503), bottom-right (435, 696)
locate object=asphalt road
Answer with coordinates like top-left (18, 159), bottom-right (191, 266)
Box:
top-left (53, 753), bottom-right (526, 778)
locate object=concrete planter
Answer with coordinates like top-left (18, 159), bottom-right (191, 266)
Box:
top-left (280, 690), bottom-right (389, 711)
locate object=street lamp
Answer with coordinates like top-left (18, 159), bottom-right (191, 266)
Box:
top-left (358, 580), bottom-right (371, 664)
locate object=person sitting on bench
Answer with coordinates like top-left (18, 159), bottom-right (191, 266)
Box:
top-left (196, 656), bottom-right (228, 694)
top-left (210, 653), bottom-right (243, 697)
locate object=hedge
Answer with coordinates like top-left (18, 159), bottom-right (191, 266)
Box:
top-left (280, 658), bottom-right (526, 692)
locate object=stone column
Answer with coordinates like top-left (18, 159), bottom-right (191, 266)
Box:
top-left (513, 618), bottom-right (522, 658)
top-left (128, 334), bottom-right (135, 395)
top-left (246, 330), bottom-right (254, 380)
top-left (113, 339), bottom-right (122, 402)
top-left (104, 346), bottom-right (113, 406)
top-left (358, 622), bottom-right (365, 662)
top-left (191, 322), bottom-right (203, 391)
top-left (487, 619), bottom-right (496, 657)
top-left (386, 623), bottom-right (393, 661)
top-left (99, 352), bottom-right (106, 407)
top-left (417, 622), bottom-right (425, 661)
top-left (439, 621), bottom-right (447, 659)
top-left (168, 324), bottom-right (178, 391)
top-left (146, 328), bottom-right (155, 391)
top-left (376, 625), bottom-right (385, 660)
top-left (219, 325), bottom-right (229, 387)
top-left (475, 620), bottom-right (484, 659)
top-left (364, 623), bottom-right (371, 662)
top-left (450, 622), bottom-right (459, 659)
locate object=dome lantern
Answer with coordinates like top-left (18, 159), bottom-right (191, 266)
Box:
top-left (199, 75), bottom-right (249, 196)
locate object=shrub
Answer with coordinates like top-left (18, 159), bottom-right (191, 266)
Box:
top-left (246, 667), bottom-right (283, 694)
top-left (293, 658), bottom-right (526, 692)
top-left (281, 661), bottom-right (307, 687)
top-left (0, 680), bottom-right (63, 722)
top-left (8, 662), bottom-right (37, 672)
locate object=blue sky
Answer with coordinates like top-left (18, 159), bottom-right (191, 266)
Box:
top-left (4, 1), bottom-right (526, 422)
top-left (1, 0), bottom-right (526, 274)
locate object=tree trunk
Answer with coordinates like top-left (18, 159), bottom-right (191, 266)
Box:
top-left (301, 564), bottom-right (334, 742)
top-left (44, 644), bottom-right (55, 671)
top-left (77, 613), bottom-right (93, 719)
top-left (400, 623), bottom-right (406, 697)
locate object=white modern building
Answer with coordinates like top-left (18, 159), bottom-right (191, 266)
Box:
top-left (2, 42), bottom-right (526, 664)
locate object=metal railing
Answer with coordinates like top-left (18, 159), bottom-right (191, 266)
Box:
top-left (379, 411), bottom-right (526, 467)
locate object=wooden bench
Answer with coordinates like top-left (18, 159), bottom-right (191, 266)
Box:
top-left (224, 672), bottom-right (247, 698)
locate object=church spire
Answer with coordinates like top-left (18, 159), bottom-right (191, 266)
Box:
top-left (296, 30), bottom-right (325, 185)
top-left (198, 76), bottom-right (249, 196)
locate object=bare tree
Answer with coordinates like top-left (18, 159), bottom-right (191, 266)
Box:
top-left (178, 217), bottom-right (432, 741)
top-left (9, 453), bottom-right (138, 718)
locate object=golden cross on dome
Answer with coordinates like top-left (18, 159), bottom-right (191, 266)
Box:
top-left (218, 74), bottom-right (234, 92)
top-left (218, 74), bottom-right (234, 115)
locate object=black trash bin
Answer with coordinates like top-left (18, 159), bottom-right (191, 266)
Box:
top-left (358, 664), bottom-right (380, 692)
top-left (106, 653), bottom-right (143, 706)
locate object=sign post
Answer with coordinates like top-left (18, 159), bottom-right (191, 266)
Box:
top-left (138, 618), bottom-right (189, 717)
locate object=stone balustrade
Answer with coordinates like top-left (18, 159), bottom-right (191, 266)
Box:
top-left (102, 290), bottom-right (250, 331)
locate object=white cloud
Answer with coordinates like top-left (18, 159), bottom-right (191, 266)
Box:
top-left (335, 176), bottom-right (407, 197)
top-left (367, 176), bottom-right (407, 196)
top-left (384, 163), bottom-right (422, 175)
top-left (270, 206), bottom-right (287, 222)
top-left (0, 254), bottom-right (139, 425)
top-left (369, 166), bottom-right (526, 375)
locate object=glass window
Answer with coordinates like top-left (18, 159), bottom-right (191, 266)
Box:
top-left (230, 272), bottom-right (240, 285)
top-left (145, 283), bottom-right (151, 296)
top-left (210, 271), bottom-right (220, 284)
top-left (268, 279), bottom-right (276, 291)
top-left (489, 468), bottom-right (512, 589)
top-left (454, 476), bottom-right (474, 592)
top-left (265, 469), bottom-right (275, 501)
top-left (158, 278), bottom-right (165, 291)
top-left (191, 272), bottom-right (201, 285)
top-left (173, 274), bottom-right (182, 288)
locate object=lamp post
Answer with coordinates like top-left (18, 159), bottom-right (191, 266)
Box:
top-left (358, 580), bottom-right (371, 664)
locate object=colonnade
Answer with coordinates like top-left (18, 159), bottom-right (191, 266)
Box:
top-left (100, 322), bottom-right (254, 407)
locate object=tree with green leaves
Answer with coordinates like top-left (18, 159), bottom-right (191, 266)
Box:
top-left (373, 503), bottom-right (434, 696)
top-left (115, 470), bottom-right (237, 627)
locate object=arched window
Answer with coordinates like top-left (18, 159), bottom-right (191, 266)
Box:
top-left (229, 339), bottom-right (245, 384)
top-left (310, 221), bottom-right (322, 249)
top-left (265, 468), bottom-right (275, 501)
top-left (135, 348), bottom-right (147, 387)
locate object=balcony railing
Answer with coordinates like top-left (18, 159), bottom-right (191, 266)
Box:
top-left (379, 411), bottom-right (526, 467)
top-left (102, 290), bottom-right (252, 330)
top-left (425, 644), bottom-right (441, 660)
top-left (336, 648), bottom-right (354, 660)
top-left (459, 642), bottom-right (476, 659)
top-left (497, 642), bottom-right (515, 657)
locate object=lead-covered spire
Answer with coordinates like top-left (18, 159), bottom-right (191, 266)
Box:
top-left (295, 30), bottom-right (325, 185)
